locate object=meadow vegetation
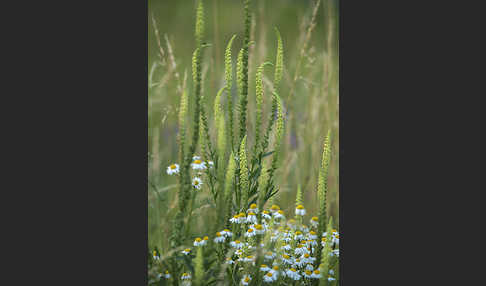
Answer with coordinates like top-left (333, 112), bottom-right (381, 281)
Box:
top-left (148, 0), bottom-right (339, 285)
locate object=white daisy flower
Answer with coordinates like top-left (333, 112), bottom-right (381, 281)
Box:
top-left (301, 253), bottom-right (316, 264)
top-left (281, 253), bottom-right (293, 265)
top-left (260, 264), bottom-right (271, 272)
top-left (181, 248), bottom-right (191, 255)
top-left (164, 270), bottom-right (171, 279)
top-left (295, 204), bottom-right (306, 216)
top-left (192, 177), bottom-right (203, 189)
top-left (303, 270), bottom-right (313, 279)
top-left (307, 239), bottom-right (318, 247)
top-left (238, 213), bottom-right (247, 223)
top-left (269, 266), bottom-right (280, 279)
top-left (263, 271), bottom-right (276, 282)
top-left (181, 273), bottom-right (192, 286)
top-left (273, 210), bottom-right (285, 219)
top-left (286, 268), bottom-right (301, 280)
top-left (294, 231), bottom-right (304, 241)
top-left (153, 250), bottom-right (160, 261)
top-left (321, 237), bottom-right (328, 247)
top-left (244, 228), bottom-right (256, 238)
top-left (328, 276), bottom-right (336, 281)
top-left (307, 230), bottom-right (318, 240)
top-left (247, 203), bottom-right (259, 214)
top-left (305, 264), bottom-right (314, 272)
top-left (253, 224), bottom-right (265, 235)
top-left (311, 270), bottom-right (322, 279)
top-left (262, 210), bottom-right (272, 220)
top-left (300, 225), bottom-right (310, 233)
top-left (230, 240), bottom-right (244, 249)
top-left (246, 212), bottom-right (257, 223)
top-left (281, 242), bottom-right (292, 251)
top-left (181, 273), bottom-right (191, 280)
top-left (241, 275), bottom-right (251, 285)
top-left (166, 163), bottom-right (180, 175)
top-left (294, 244), bottom-right (307, 256)
top-left (207, 161), bottom-right (214, 168)
top-left (264, 251), bottom-right (276, 260)
top-left (332, 233), bottom-right (340, 245)
top-left (310, 216), bottom-right (319, 228)
top-left (293, 258), bottom-right (305, 268)
top-left (270, 205), bottom-right (280, 213)
top-left (229, 214), bottom-right (240, 224)
top-left (214, 232), bottom-right (226, 243)
top-left (221, 229), bottom-right (233, 238)
top-left (226, 257), bottom-right (235, 264)
top-left (193, 237), bottom-right (207, 247)
top-left (191, 159), bottom-right (207, 170)
top-left (192, 156), bottom-right (201, 160)
top-left (331, 249), bottom-right (340, 257)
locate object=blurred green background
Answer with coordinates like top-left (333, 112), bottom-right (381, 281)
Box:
top-left (148, 0), bottom-right (339, 251)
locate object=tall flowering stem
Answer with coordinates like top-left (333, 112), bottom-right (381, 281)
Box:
top-left (316, 130), bottom-right (332, 267)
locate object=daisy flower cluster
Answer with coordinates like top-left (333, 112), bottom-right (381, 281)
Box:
top-left (166, 156), bottom-right (213, 190)
top-left (220, 204), bottom-right (339, 285)
top-left (152, 203), bottom-right (339, 285)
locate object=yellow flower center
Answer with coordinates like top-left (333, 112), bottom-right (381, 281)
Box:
top-left (194, 159), bottom-right (202, 164)
top-left (314, 270), bottom-right (320, 274)
top-left (295, 231), bottom-right (302, 235)
top-left (235, 240), bottom-right (240, 244)
top-left (244, 277), bottom-right (250, 282)
top-left (266, 251), bottom-right (273, 255)
top-left (203, 236), bottom-right (208, 240)
top-left (248, 228), bottom-right (254, 233)
top-left (310, 231), bottom-right (316, 235)
top-left (332, 229), bottom-right (337, 233)
top-left (223, 229), bottom-right (230, 232)
top-left (312, 216), bottom-right (318, 221)
top-left (322, 237), bottom-right (327, 241)
top-left (238, 213), bottom-right (246, 217)
top-left (306, 270), bottom-right (312, 275)
top-left (297, 205), bottom-right (304, 209)
top-left (335, 234), bottom-right (339, 239)
top-left (304, 253), bottom-right (310, 258)
top-left (273, 266), bottom-right (279, 270)
top-left (255, 224), bottom-right (263, 230)
top-left (248, 212), bottom-right (255, 216)
top-left (250, 203), bottom-right (257, 209)
top-left (290, 268), bottom-right (296, 272)
top-left (263, 210), bottom-right (269, 214)
top-left (283, 254), bottom-right (290, 259)
top-left (271, 205), bottom-right (280, 210)
top-left (277, 210), bottom-right (284, 214)
top-left (153, 250), bottom-right (157, 256)
top-left (184, 248), bottom-right (190, 252)
top-left (166, 270), bottom-right (169, 274)
top-left (195, 237), bottom-right (202, 242)
top-left (216, 232), bottom-right (221, 237)
top-left (267, 272), bottom-right (273, 277)
top-left (170, 164), bottom-right (177, 169)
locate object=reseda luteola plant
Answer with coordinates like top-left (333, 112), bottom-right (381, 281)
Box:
top-left (150, 1), bottom-right (339, 285)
